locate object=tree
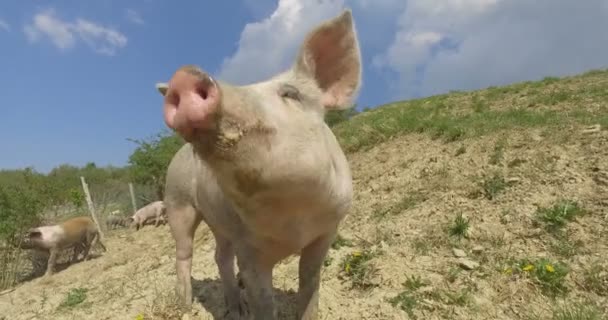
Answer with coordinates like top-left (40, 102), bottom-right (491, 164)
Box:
top-left (127, 130), bottom-right (185, 200)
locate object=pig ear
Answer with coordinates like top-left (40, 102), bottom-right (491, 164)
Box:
top-left (156, 82), bottom-right (168, 96)
top-left (293, 9), bottom-right (362, 110)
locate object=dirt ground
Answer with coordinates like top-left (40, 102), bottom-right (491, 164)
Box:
top-left (1, 125), bottom-right (607, 320)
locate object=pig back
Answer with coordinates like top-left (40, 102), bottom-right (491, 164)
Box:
top-left (59, 216), bottom-right (97, 245)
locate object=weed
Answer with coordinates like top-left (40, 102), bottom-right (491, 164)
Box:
top-left (448, 213), bottom-right (470, 239)
top-left (535, 200), bottom-right (587, 232)
top-left (340, 249), bottom-right (380, 289)
top-left (58, 287), bottom-right (88, 309)
top-left (481, 173), bottom-right (508, 200)
top-left (514, 258), bottom-right (569, 297)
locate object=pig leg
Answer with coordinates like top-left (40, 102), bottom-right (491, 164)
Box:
top-left (168, 204), bottom-right (202, 310)
top-left (296, 233), bottom-right (334, 320)
top-left (236, 247), bottom-right (276, 320)
top-left (45, 248), bottom-right (58, 277)
top-left (213, 232), bottom-right (246, 319)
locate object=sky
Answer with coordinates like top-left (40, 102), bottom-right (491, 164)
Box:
top-left (2, 0), bottom-right (608, 173)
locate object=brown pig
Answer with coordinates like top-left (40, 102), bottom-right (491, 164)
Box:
top-left (19, 216), bottom-right (107, 277)
top-left (130, 200), bottom-right (166, 231)
top-left (155, 9), bottom-right (361, 320)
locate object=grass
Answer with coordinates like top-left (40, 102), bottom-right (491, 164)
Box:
top-left (552, 302), bottom-right (604, 320)
top-left (332, 70), bottom-right (608, 154)
top-left (58, 287), bottom-right (88, 309)
top-left (448, 213), bottom-right (470, 239)
top-left (534, 200), bottom-right (587, 232)
top-left (387, 275), bottom-right (431, 319)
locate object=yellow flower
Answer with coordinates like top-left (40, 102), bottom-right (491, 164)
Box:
top-left (345, 263), bottom-right (351, 273)
top-left (522, 264), bottom-right (534, 272)
top-left (545, 264), bottom-right (555, 273)
top-left (503, 267), bottom-right (513, 275)
top-left (352, 251), bottom-right (362, 257)
top-left (134, 314), bottom-right (144, 320)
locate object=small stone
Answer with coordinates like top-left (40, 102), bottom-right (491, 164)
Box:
top-left (506, 177), bottom-right (521, 184)
top-left (458, 258), bottom-right (480, 270)
top-left (472, 245), bottom-right (484, 254)
top-left (452, 248), bottom-right (467, 258)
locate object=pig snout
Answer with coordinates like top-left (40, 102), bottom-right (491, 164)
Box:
top-left (162, 67), bottom-right (220, 141)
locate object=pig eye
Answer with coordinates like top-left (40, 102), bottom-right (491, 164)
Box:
top-left (278, 84), bottom-right (302, 101)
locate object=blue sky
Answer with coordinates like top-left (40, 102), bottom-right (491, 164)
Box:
top-left (1, 0), bottom-right (608, 173)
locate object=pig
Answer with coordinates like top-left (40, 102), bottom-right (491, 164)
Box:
top-left (130, 200), bottom-right (167, 231)
top-left (19, 216), bottom-right (107, 277)
top-left (106, 215), bottom-right (131, 229)
top-left (154, 9), bottom-right (361, 320)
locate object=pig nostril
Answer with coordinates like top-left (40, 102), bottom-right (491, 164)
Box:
top-left (196, 86), bottom-right (209, 100)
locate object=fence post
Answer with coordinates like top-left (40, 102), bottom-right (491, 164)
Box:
top-left (129, 183), bottom-right (138, 215)
top-left (80, 176), bottom-right (105, 240)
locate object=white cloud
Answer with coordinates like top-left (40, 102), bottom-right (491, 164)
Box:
top-left (0, 19), bottom-right (10, 32)
top-left (375, 0), bottom-right (608, 99)
top-left (217, 0), bottom-right (347, 84)
top-left (125, 9), bottom-right (144, 25)
top-left (24, 9), bottom-right (127, 56)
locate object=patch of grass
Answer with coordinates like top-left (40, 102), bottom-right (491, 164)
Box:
top-left (552, 302), bottom-right (604, 320)
top-left (481, 172), bottom-right (509, 200)
top-left (507, 158), bottom-right (527, 168)
top-left (534, 200), bottom-right (587, 232)
top-left (58, 287), bottom-right (88, 309)
top-left (455, 145), bottom-right (467, 156)
top-left (582, 262), bottom-right (608, 296)
top-left (510, 258), bottom-right (569, 297)
top-left (340, 249), bottom-right (380, 289)
top-left (489, 139), bottom-right (506, 165)
top-left (333, 95), bottom-right (578, 153)
top-left (331, 234), bottom-right (353, 250)
top-left (445, 267), bottom-right (462, 283)
top-left (471, 94), bottom-right (488, 113)
top-left (443, 287), bottom-right (472, 306)
top-left (549, 234), bottom-right (584, 258)
top-left (448, 213), bottom-right (470, 239)
top-left (387, 275), bottom-right (431, 319)
top-left (411, 237), bottom-right (431, 255)
top-left (374, 191), bottom-right (428, 219)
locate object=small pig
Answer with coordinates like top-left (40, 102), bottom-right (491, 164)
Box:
top-left (19, 216), bottom-right (107, 277)
top-left (130, 201), bottom-right (167, 231)
top-left (106, 215), bottom-right (130, 229)
top-left (155, 9), bottom-right (361, 320)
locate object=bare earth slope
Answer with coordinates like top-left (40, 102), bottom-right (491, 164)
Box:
top-left (1, 70), bottom-right (608, 320)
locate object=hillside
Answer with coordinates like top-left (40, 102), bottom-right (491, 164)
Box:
top-left (1, 69), bottom-right (608, 320)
